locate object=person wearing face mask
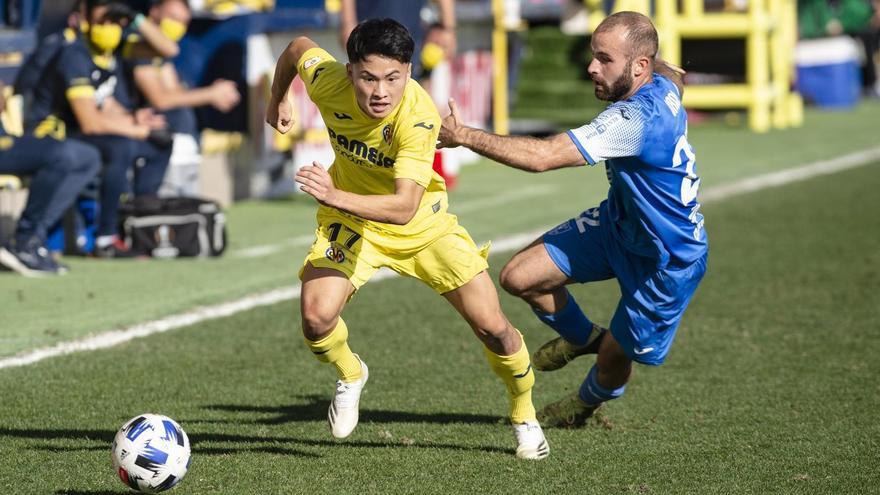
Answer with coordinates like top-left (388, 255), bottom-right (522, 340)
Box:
top-left (25, 0), bottom-right (175, 258)
top-left (124, 0), bottom-right (240, 144)
top-left (14, 0), bottom-right (179, 112)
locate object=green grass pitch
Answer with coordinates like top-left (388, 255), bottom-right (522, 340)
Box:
top-left (0, 102), bottom-right (878, 494)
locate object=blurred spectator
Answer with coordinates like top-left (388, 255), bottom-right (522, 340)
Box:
top-left (799, 0), bottom-right (880, 96)
top-left (14, 0), bottom-right (179, 109)
top-left (125, 0), bottom-right (241, 143)
top-left (195, 0), bottom-right (275, 16)
top-left (0, 81), bottom-right (101, 277)
top-left (25, 0), bottom-right (174, 258)
top-left (339, 0), bottom-right (457, 77)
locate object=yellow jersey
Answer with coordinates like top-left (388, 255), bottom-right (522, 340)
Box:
top-left (297, 47), bottom-right (455, 253)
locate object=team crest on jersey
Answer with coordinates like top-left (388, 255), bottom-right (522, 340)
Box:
top-left (382, 123), bottom-right (394, 145)
top-left (303, 56), bottom-right (322, 70)
top-left (325, 246), bottom-right (345, 263)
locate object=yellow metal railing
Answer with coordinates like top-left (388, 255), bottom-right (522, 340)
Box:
top-left (584, 0), bottom-right (803, 132)
top-left (491, 0), bottom-right (509, 135)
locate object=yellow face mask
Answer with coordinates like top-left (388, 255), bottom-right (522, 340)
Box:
top-left (79, 21), bottom-right (89, 33)
top-left (159, 18), bottom-right (187, 42)
top-left (90, 23), bottom-right (123, 53)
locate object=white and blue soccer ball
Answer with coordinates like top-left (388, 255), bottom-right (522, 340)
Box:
top-left (111, 414), bottom-right (191, 493)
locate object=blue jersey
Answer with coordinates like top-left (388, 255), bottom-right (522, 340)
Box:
top-left (567, 73), bottom-right (707, 267)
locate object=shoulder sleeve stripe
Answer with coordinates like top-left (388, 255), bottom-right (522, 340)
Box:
top-left (66, 86), bottom-right (95, 100)
top-left (566, 129), bottom-right (596, 165)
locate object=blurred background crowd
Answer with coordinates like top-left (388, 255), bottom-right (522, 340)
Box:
top-left (0, 0), bottom-right (877, 277)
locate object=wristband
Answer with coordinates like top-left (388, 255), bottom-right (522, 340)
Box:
top-left (131, 13), bottom-right (145, 30)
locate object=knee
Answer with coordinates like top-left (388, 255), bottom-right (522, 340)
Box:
top-left (300, 297), bottom-right (339, 340)
top-left (475, 311), bottom-right (512, 339)
top-left (71, 143), bottom-right (101, 176)
top-left (499, 263), bottom-right (530, 298)
top-left (47, 141), bottom-right (99, 174)
top-left (467, 305), bottom-right (515, 346)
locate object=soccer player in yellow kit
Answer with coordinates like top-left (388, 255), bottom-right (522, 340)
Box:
top-left (266, 19), bottom-right (548, 459)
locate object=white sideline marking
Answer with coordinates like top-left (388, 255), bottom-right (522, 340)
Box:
top-left (2, 147), bottom-right (878, 370)
top-left (233, 234), bottom-right (314, 259)
top-left (700, 147), bottom-right (880, 202)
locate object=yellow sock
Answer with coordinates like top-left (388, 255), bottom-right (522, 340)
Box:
top-left (304, 318), bottom-right (363, 382)
top-left (483, 330), bottom-right (537, 424)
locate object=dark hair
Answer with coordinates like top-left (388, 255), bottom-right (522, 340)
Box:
top-left (85, 0), bottom-right (117, 15)
top-left (346, 18), bottom-right (414, 64)
top-left (595, 11), bottom-right (658, 62)
top-left (86, 0), bottom-right (130, 22)
top-left (70, 0), bottom-right (86, 15)
top-left (151, 0), bottom-right (191, 11)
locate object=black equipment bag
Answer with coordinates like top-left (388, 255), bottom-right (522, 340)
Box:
top-left (119, 197), bottom-right (227, 258)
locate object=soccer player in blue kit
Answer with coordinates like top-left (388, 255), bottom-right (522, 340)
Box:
top-left (438, 11), bottom-right (708, 426)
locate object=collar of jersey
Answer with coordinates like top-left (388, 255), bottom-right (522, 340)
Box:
top-left (86, 41), bottom-right (116, 70)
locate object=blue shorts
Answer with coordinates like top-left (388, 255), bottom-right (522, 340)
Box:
top-left (542, 204), bottom-right (707, 365)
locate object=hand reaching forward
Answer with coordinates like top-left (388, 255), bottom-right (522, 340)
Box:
top-left (437, 98), bottom-right (466, 149)
top-left (295, 162), bottom-right (337, 206)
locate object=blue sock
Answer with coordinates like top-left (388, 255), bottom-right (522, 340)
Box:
top-left (579, 364), bottom-right (626, 406)
top-left (531, 291), bottom-right (594, 345)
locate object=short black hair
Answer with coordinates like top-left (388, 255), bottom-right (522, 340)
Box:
top-left (346, 18), bottom-right (414, 65)
top-left (85, 0), bottom-right (117, 14)
top-left (151, 0), bottom-right (190, 11)
top-left (85, 0), bottom-right (126, 21)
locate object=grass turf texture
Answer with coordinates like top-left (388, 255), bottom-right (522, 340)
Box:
top-left (1, 154), bottom-right (879, 490)
top-left (1, 100), bottom-right (879, 357)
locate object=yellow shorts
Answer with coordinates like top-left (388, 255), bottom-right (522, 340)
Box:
top-left (300, 213), bottom-right (489, 294)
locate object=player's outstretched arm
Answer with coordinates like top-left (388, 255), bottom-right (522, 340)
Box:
top-left (266, 36), bottom-right (319, 134)
top-left (295, 162), bottom-right (425, 225)
top-left (438, 99), bottom-right (584, 172)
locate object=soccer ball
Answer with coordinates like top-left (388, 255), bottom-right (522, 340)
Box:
top-left (111, 414), bottom-right (191, 493)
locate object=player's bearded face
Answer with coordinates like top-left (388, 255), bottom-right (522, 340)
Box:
top-left (348, 55), bottom-right (411, 119)
top-left (594, 60), bottom-right (634, 102)
top-left (588, 28), bottom-right (636, 102)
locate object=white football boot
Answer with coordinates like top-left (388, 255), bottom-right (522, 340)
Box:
top-left (328, 355), bottom-right (369, 439)
top-left (512, 421), bottom-right (550, 460)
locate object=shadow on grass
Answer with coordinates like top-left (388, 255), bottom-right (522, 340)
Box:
top-left (1, 428), bottom-right (319, 458)
top-left (202, 394), bottom-right (503, 426)
top-left (0, 421), bottom-right (511, 457)
top-left (54, 491), bottom-right (128, 495)
top-left (31, 443), bottom-right (320, 457)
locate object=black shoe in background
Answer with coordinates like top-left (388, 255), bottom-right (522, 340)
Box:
top-left (0, 236), bottom-right (69, 277)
